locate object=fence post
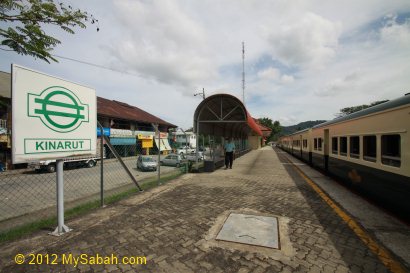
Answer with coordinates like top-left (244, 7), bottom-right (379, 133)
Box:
top-left (98, 122), bottom-right (104, 207)
top-left (152, 124), bottom-right (161, 185)
top-left (158, 128), bottom-right (161, 185)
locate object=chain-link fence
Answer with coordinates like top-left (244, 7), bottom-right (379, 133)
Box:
top-left (0, 121), bottom-right (253, 236)
top-left (0, 129), bottom-right (192, 235)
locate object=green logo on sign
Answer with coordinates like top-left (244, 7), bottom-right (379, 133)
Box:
top-left (28, 86), bottom-right (89, 133)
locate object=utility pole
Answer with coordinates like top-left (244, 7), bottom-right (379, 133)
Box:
top-left (194, 88), bottom-right (206, 100)
top-left (242, 41), bottom-right (245, 105)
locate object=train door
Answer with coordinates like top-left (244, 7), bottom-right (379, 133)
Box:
top-left (324, 129), bottom-right (329, 171)
top-left (291, 137), bottom-right (294, 155)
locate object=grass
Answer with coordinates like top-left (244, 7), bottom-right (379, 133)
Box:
top-left (0, 170), bottom-right (184, 243)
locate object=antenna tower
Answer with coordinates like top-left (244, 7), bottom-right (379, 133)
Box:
top-left (242, 41), bottom-right (245, 104)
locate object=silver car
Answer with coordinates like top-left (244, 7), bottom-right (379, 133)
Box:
top-left (136, 155), bottom-right (157, 171)
top-left (160, 154), bottom-right (186, 167)
top-left (185, 151), bottom-right (204, 161)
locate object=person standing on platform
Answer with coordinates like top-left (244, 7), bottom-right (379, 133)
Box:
top-left (224, 138), bottom-right (235, 169)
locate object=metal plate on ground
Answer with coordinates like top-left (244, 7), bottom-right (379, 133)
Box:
top-left (216, 213), bottom-right (279, 249)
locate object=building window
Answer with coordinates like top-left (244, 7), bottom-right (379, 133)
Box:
top-left (381, 135), bottom-right (401, 167)
top-left (363, 135), bottom-right (376, 162)
top-left (314, 138), bottom-right (317, 150)
top-left (349, 136), bottom-right (360, 159)
top-left (332, 137), bottom-right (338, 154)
top-left (318, 138), bottom-right (322, 151)
top-left (340, 137), bottom-right (347, 156)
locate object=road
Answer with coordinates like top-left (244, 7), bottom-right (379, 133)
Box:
top-left (0, 156), bottom-right (183, 223)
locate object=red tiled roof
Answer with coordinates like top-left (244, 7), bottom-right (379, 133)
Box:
top-left (254, 118), bottom-right (272, 137)
top-left (246, 114), bottom-right (263, 136)
top-left (254, 118), bottom-right (272, 131)
top-left (97, 97), bottom-right (176, 127)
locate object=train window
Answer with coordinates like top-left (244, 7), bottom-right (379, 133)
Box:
top-left (314, 138), bottom-right (317, 150)
top-left (381, 135), bottom-right (401, 167)
top-left (363, 135), bottom-right (376, 162)
top-left (332, 137), bottom-right (338, 154)
top-left (340, 137), bottom-right (347, 156)
top-left (303, 139), bottom-right (308, 148)
top-left (349, 136), bottom-right (360, 159)
top-left (318, 138), bottom-right (322, 151)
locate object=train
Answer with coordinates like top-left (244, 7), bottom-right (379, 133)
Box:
top-left (278, 94), bottom-right (410, 222)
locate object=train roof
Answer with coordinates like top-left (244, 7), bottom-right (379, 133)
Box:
top-left (313, 94), bottom-right (410, 129)
top-left (286, 128), bottom-right (310, 137)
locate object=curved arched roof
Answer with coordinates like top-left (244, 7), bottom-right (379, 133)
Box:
top-left (193, 93), bottom-right (262, 138)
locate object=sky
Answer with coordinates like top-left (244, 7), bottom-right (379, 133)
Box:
top-left (1, 0), bottom-right (410, 129)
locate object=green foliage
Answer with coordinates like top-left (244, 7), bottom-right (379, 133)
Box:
top-left (0, 0), bottom-right (98, 63)
top-left (258, 117), bottom-right (274, 128)
top-left (336, 100), bottom-right (389, 117)
top-left (257, 117), bottom-right (282, 142)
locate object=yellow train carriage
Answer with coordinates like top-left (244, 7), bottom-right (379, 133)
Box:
top-left (280, 94), bottom-right (410, 221)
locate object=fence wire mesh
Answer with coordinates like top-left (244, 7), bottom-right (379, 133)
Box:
top-left (0, 133), bottom-right (189, 234)
top-left (0, 126), bottom-right (250, 235)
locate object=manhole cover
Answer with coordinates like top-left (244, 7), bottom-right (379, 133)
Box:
top-left (216, 213), bottom-right (279, 249)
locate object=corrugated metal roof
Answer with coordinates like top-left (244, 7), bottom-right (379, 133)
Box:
top-left (313, 95), bottom-right (410, 129)
top-left (97, 97), bottom-right (176, 128)
top-left (193, 93), bottom-right (263, 137)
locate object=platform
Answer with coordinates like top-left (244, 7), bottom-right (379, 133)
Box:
top-left (0, 146), bottom-right (409, 272)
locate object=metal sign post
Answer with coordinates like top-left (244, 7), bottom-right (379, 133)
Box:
top-left (11, 65), bottom-right (97, 237)
top-left (50, 160), bottom-right (71, 236)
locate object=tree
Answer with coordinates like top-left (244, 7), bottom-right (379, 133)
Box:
top-left (258, 117), bottom-right (274, 129)
top-left (271, 120), bottom-right (282, 141)
top-left (336, 100), bottom-right (389, 117)
top-left (0, 0), bottom-right (98, 63)
top-left (257, 118), bottom-right (282, 142)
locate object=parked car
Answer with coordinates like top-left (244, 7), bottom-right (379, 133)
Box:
top-left (160, 154), bottom-right (187, 167)
top-left (185, 151), bottom-right (204, 161)
top-left (177, 146), bottom-right (195, 155)
top-left (136, 155), bottom-right (157, 171)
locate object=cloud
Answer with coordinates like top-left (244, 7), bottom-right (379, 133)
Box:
top-left (379, 15), bottom-right (410, 48)
top-left (257, 67), bottom-right (280, 80)
top-left (106, 1), bottom-right (216, 92)
top-left (315, 71), bottom-right (362, 97)
top-left (267, 12), bottom-right (342, 69)
top-left (1, 0), bottom-right (410, 130)
top-left (256, 67), bottom-right (295, 85)
top-left (281, 74), bottom-right (295, 84)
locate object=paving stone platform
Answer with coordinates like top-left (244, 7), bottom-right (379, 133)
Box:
top-left (0, 146), bottom-right (408, 273)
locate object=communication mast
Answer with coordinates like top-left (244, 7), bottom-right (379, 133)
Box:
top-left (242, 41), bottom-right (245, 105)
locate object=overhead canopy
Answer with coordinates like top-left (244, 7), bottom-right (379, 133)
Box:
top-left (193, 94), bottom-right (263, 138)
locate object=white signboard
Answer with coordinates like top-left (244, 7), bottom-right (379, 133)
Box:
top-left (12, 65), bottom-right (97, 163)
top-left (110, 128), bottom-right (133, 137)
